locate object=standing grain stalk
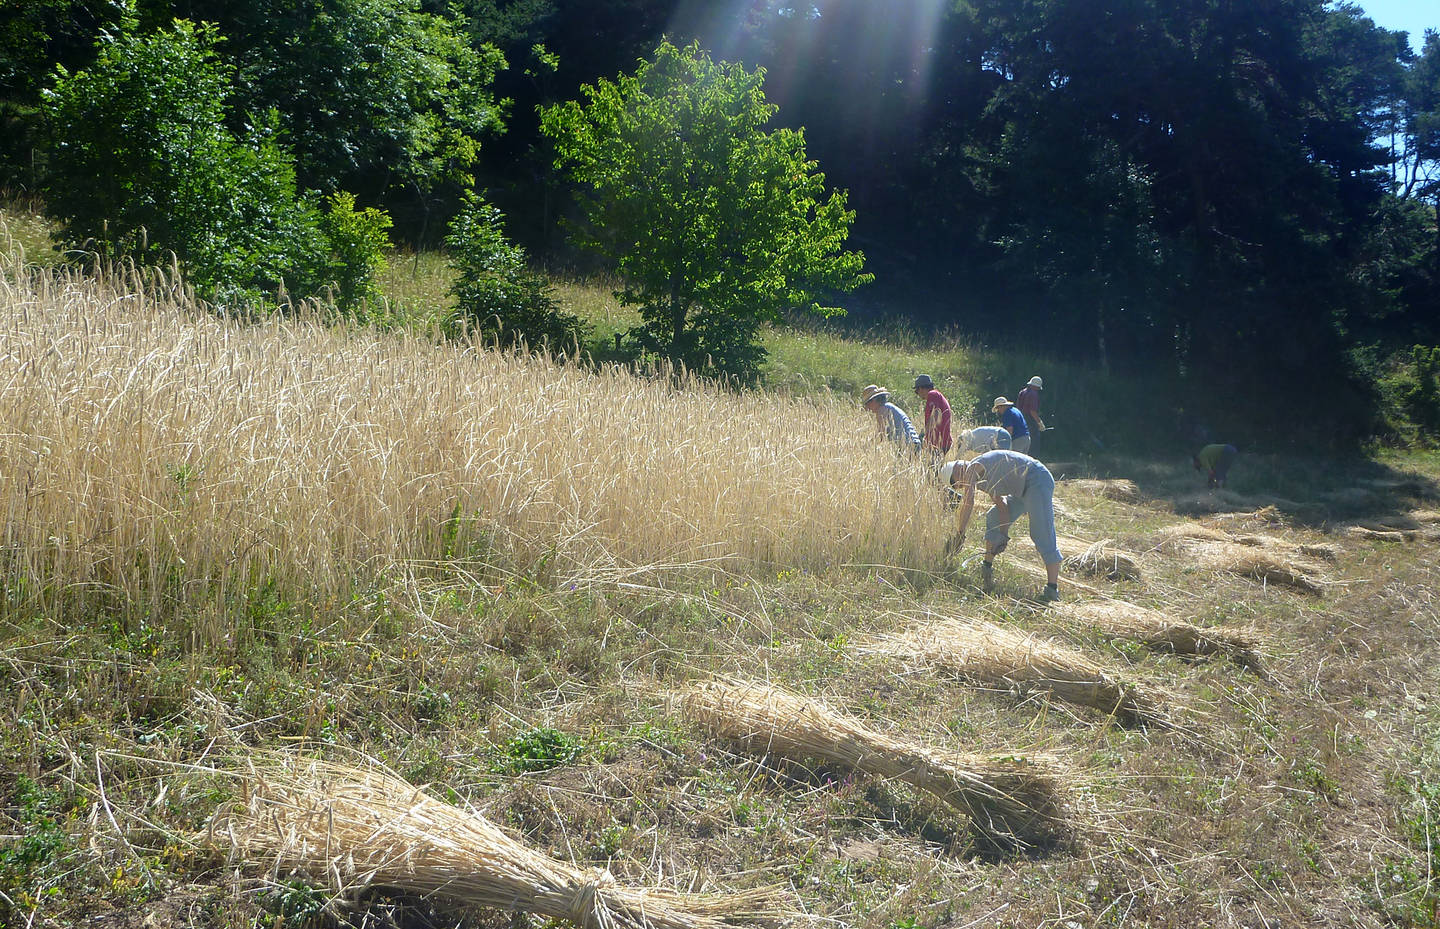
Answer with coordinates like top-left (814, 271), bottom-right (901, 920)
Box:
top-left (1, 251), bottom-right (953, 629)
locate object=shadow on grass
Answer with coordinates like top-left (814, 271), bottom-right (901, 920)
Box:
top-left (1045, 450), bottom-right (1440, 532)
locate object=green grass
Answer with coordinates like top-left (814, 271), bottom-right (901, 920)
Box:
top-left (7, 209), bottom-right (1440, 928)
top-left (0, 195), bottom-right (57, 266)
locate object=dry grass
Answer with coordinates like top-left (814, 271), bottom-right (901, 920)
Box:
top-left (1185, 540), bottom-right (1327, 595)
top-left (208, 756), bottom-right (786, 929)
top-left (1157, 522), bottom-right (1340, 562)
top-left (1146, 524), bottom-right (1230, 548)
top-left (1144, 524), bottom-right (1329, 594)
top-left (677, 679), bottom-right (1069, 850)
top-left (1058, 478), bottom-right (1143, 504)
top-left (1057, 600), bottom-right (1264, 671)
top-left (1058, 536), bottom-right (1142, 581)
top-left (0, 255), bottom-right (952, 630)
top-left (1344, 525), bottom-right (1409, 543)
top-left (880, 617), bottom-right (1171, 725)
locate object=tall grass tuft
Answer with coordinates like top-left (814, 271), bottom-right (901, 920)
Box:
top-left (0, 250), bottom-right (952, 637)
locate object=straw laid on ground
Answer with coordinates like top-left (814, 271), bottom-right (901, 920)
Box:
top-left (1059, 536), bottom-right (1142, 581)
top-left (1058, 600), bottom-right (1264, 672)
top-left (1059, 479), bottom-right (1143, 504)
top-left (1344, 525), bottom-right (1408, 543)
top-left (1147, 524), bottom-right (1229, 548)
top-left (1149, 520), bottom-right (1339, 561)
top-left (678, 680), bottom-right (1068, 849)
top-left (208, 757), bottom-right (785, 929)
top-left (882, 619), bottom-right (1169, 725)
top-left (1146, 525), bottom-right (1328, 594)
top-left (1184, 540), bottom-right (1326, 595)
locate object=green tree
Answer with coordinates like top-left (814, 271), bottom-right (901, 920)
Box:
top-left (140, 0), bottom-right (507, 202)
top-left (539, 40), bottom-right (871, 380)
top-left (42, 19), bottom-right (388, 309)
top-left (445, 194), bottom-right (586, 351)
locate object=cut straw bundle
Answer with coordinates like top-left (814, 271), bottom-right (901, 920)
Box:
top-left (1151, 521), bottom-right (1340, 559)
top-left (678, 680), bottom-right (1067, 849)
top-left (1058, 601), bottom-right (1264, 671)
top-left (885, 619), bottom-right (1168, 725)
top-left (208, 758), bottom-right (784, 929)
top-left (1059, 536), bottom-right (1142, 581)
top-left (1344, 525), bottom-right (1408, 543)
top-left (1147, 524), bottom-right (1229, 549)
top-left (1184, 540), bottom-right (1326, 595)
top-left (1059, 479), bottom-right (1143, 504)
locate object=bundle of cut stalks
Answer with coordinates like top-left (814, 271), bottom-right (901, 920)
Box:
top-left (1184, 540), bottom-right (1326, 595)
top-left (1147, 525), bottom-right (1336, 575)
top-left (208, 757), bottom-right (785, 929)
top-left (1344, 525), bottom-right (1408, 543)
top-left (1059, 536), bottom-right (1142, 581)
top-left (1296, 542), bottom-right (1341, 561)
top-left (1058, 601), bottom-right (1264, 672)
top-left (883, 619), bottom-right (1169, 725)
top-left (678, 680), bottom-right (1067, 849)
top-left (1146, 524), bottom-right (1228, 549)
top-left (1059, 479), bottom-right (1143, 504)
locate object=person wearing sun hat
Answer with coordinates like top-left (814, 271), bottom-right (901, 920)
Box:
top-left (1016, 375), bottom-right (1046, 437)
top-left (912, 374), bottom-right (952, 462)
top-left (992, 396), bottom-right (1031, 454)
top-left (861, 384), bottom-right (921, 453)
top-left (941, 449), bottom-right (1061, 601)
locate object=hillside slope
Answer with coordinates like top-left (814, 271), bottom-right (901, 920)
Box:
top-left (2, 248), bottom-right (1440, 929)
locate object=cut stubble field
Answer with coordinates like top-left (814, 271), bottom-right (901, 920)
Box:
top-left (2, 247), bottom-right (1440, 929)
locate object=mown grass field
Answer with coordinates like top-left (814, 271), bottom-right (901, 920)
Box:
top-left (3, 212), bottom-right (1440, 929)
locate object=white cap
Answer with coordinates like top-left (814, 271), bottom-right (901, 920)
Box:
top-left (1027, 376), bottom-right (1044, 389)
top-left (940, 461), bottom-right (961, 484)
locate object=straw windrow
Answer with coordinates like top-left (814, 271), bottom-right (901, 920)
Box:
top-left (1146, 526), bottom-right (1327, 594)
top-left (1184, 541), bottom-right (1326, 595)
top-left (1059, 536), bottom-right (1142, 581)
top-left (678, 679), bottom-right (1068, 850)
top-left (1058, 600), bottom-right (1265, 672)
top-left (1058, 479), bottom-right (1143, 504)
top-left (208, 758), bottom-right (786, 929)
top-left (883, 619), bottom-right (1170, 725)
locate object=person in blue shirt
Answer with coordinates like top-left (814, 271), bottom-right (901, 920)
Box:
top-left (992, 396), bottom-right (1031, 454)
top-left (860, 384), bottom-right (921, 453)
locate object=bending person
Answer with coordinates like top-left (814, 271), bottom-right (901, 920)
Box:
top-left (1194, 443), bottom-right (1239, 488)
top-left (943, 449), bottom-right (1061, 602)
top-left (860, 384), bottom-right (921, 453)
top-left (956, 425), bottom-right (1012, 454)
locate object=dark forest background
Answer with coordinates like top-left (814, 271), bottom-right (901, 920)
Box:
top-left (4, 0), bottom-right (1439, 445)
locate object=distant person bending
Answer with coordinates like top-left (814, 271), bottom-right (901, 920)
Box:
top-left (861, 384), bottom-right (921, 453)
top-left (1016, 376), bottom-right (1046, 437)
top-left (943, 449), bottom-right (1062, 602)
top-left (992, 396), bottom-right (1031, 454)
top-left (956, 426), bottom-right (1012, 453)
top-left (1194, 443), bottom-right (1239, 488)
top-left (913, 374), bottom-right (952, 462)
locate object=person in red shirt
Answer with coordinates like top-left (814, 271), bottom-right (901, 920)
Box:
top-left (1016, 375), bottom-right (1046, 436)
top-left (912, 374), bottom-right (952, 462)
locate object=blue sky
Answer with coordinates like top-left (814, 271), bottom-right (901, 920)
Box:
top-left (1356, 0), bottom-right (1435, 51)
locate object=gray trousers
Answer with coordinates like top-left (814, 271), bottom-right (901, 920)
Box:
top-left (983, 463), bottom-right (1061, 565)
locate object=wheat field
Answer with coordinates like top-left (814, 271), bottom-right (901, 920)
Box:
top-left (0, 253), bottom-right (952, 635)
